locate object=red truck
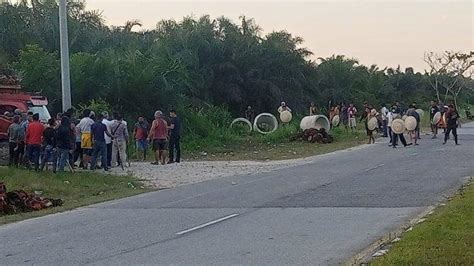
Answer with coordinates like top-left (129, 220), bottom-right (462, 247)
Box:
top-left (0, 84), bottom-right (52, 164)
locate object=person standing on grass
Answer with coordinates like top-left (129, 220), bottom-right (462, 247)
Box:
top-left (101, 111), bottom-right (113, 168)
top-left (148, 111), bottom-right (169, 165)
top-left (347, 102), bottom-right (357, 132)
top-left (168, 110), bottom-right (181, 164)
top-left (77, 110), bottom-right (95, 169)
top-left (7, 115), bottom-right (21, 166)
top-left (40, 118), bottom-right (58, 172)
top-left (309, 102), bottom-right (318, 116)
top-left (278, 102), bottom-right (292, 113)
top-left (91, 114), bottom-right (113, 171)
top-left (429, 100), bottom-right (440, 139)
top-left (443, 104), bottom-right (459, 145)
top-left (133, 116), bottom-right (149, 161)
top-left (111, 113), bottom-right (129, 168)
top-left (25, 113), bottom-right (44, 171)
top-left (56, 116), bottom-right (73, 172)
top-left (245, 106), bottom-right (255, 123)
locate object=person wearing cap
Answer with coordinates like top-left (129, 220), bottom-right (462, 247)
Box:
top-left (25, 113), bottom-right (44, 171)
top-left (101, 111), bottom-right (113, 167)
top-left (77, 109), bottom-right (95, 169)
top-left (277, 102), bottom-right (292, 113)
top-left (429, 100), bottom-right (440, 139)
top-left (148, 110), bottom-right (169, 165)
top-left (110, 113), bottom-right (128, 168)
top-left (443, 104), bottom-right (459, 145)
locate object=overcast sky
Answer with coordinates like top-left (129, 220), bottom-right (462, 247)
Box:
top-left (84, 0), bottom-right (473, 71)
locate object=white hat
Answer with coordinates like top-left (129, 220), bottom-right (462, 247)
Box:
top-left (405, 116), bottom-right (417, 131)
top-left (367, 117), bottom-right (378, 131)
top-left (391, 119), bottom-right (405, 134)
top-left (154, 110), bottom-right (162, 117)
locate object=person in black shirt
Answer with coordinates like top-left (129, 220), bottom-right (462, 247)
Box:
top-left (91, 114), bottom-right (113, 171)
top-left (429, 100), bottom-right (440, 139)
top-left (40, 118), bottom-right (57, 172)
top-left (168, 110), bottom-right (181, 164)
top-left (443, 104), bottom-right (459, 145)
top-left (56, 116), bottom-right (73, 172)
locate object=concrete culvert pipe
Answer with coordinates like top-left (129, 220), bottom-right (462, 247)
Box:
top-left (300, 115), bottom-right (331, 132)
top-left (253, 113), bottom-right (278, 134)
top-left (230, 118), bottom-right (253, 133)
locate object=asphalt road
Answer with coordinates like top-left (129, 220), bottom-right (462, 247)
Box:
top-left (1, 122), bottom-right (473, 265)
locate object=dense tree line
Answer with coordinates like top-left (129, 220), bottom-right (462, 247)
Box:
top-left (1, 0), bottom-right (472, 120)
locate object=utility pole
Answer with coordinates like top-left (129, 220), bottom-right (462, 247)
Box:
top-left (59, 0), bottom-right (72, 111)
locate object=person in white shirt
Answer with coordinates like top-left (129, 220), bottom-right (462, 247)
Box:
top-left (101, 111), bottom-right (113, 168)
top-left (77, 110), bottom-right (95, 169)
top-left (387, 107), bottom-right (394, 145)
top-left (380, 104), bottom-right (389, 137)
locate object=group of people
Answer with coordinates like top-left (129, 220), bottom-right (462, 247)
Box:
top-left (6, 108), bottom-right (182, 172)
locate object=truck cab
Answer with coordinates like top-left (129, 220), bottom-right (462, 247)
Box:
top-left (0, 85), bottom-right (51, 141)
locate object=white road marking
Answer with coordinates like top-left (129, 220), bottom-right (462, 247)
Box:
top-left (176, 214), bottom-right (240, 235)
top-left (365, 164), bottom-right (385, 172)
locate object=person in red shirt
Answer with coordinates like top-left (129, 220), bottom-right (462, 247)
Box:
top-left (25, 113), bottom-right (44, 171)
top-left (148, 111), bottom-right (169, 165)
top-left (133, 116), bottom-right (149, 161)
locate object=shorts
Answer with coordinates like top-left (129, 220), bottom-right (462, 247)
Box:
top-left (349, 117), bottom-right (357, 128)
top-left (136, 139), bottom-right (148, 151)
top-left (152, 139), bottom-right (168, 151)
top-left (81, 132), bottom-right (93, 149)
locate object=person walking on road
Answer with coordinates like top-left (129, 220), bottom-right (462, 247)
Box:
top-left (429, 100), bottom-right (440, 139)
top-left (443, 104), bottom-right (459, 145)
top-left (148, 111), bottom-right (169, 165)
top-left (380, 104), bottom-right (389, 137)
top-left (168, 110), bottom-right (181, 164)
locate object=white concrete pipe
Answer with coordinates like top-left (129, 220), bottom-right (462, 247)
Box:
top-left (300, 115), bottom-right (331, 132)
top-left (253, 113), bottom-right (278, 134)
top-left (230, 118), bottom-right (253, 133)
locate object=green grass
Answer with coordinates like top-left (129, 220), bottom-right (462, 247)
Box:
top-left (372, 180), bottom-right (474, 265)
top-left (0, 167), bottom-right (151, 225)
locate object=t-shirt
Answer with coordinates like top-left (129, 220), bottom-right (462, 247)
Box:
top-left (134, 121), bottom-right (149, 140)
top-left (7, 123), bottom-right (21, 143)
top-left (91, 121), bottom-right (108, 142)
top-left (102, 119), bottom-right (113, 144)
top-left (25, 121), bottom-right (44, 145)
top-left (110, 121), bottom-right (129, 141)
top-left (152, 118), bottom-right (168, 140)
top-left (381, 107), bottom-right (388, 120)
top-left (77, 117), bottom-right (94, 133)
top-left (170, 117), bottom-right (181, 138)
top-left (42, 127), bottom-right (56, 146)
